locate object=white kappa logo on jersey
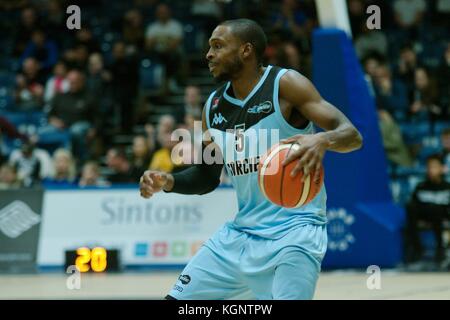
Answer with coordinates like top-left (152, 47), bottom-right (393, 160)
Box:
top-left (0, 200), bottom-right (40, 238)
top-left (212, 113), bottom-right (228, 125)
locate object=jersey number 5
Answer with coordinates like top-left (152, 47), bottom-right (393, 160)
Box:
top-left (234, 124), bottom-right (245, 153)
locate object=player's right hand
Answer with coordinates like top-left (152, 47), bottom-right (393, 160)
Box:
top-left (139, 170), bottom-right (168, 199)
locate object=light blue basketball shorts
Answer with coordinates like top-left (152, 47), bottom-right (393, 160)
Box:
top-left (168, 222), bottom-right (327, 300)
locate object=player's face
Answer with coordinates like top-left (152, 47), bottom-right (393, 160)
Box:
top-left (206, 26), bottom-right (244, 82)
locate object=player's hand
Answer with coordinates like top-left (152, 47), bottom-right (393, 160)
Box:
top-left (280, 133), bottom-right (328, 183)
top-left (139, 170), bottom-right (169, 199)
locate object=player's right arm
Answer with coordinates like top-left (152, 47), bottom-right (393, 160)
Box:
top-left (140, 106), bottom-right (224, 199)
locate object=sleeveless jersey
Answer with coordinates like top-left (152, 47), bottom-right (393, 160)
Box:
top-left (205, 65), bottom-right (327, 239)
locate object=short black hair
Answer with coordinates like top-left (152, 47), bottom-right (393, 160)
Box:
top-left (219, 19), bottom-right (267, 66)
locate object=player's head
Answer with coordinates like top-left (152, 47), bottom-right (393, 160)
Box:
top-left (206, 19), bottom-right (267, 81)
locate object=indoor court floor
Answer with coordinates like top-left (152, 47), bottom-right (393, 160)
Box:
top-left (1, 270), bottom-right (449, 300)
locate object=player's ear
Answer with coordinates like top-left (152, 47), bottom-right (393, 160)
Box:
top-left (241, 43), bottom-right (252, 59)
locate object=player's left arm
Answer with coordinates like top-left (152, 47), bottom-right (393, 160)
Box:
top-left (279, 70), bottom-right (363, 181)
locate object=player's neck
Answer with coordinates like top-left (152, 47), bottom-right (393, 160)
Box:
top-left (230, 66), bottom-right (264, 101)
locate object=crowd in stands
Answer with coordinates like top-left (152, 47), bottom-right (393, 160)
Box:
top-left (0, 0), bottom-right (449, 265)
top-left (0, 0), bottom-right (320, 188)
top-left (353, 0), bottom-right (449, 267)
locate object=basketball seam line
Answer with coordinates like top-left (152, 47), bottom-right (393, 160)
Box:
top-left (280, 144), bottom-right (294, 206)
top-left (297, 174), bottom-right (310, 207)
top-left (259, 144), bottom-right (291, 206)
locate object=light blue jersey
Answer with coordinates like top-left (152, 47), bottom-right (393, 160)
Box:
top-left (205, 65), bottom-right (327, 239)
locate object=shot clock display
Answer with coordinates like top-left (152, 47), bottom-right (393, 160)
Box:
top-left (65, 247), bottom-right (120, 273)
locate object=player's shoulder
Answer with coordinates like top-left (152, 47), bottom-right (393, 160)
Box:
top-left (278, 68), bottom-right (312, 89)
top-left (278, 68), bottom-right (319, 102)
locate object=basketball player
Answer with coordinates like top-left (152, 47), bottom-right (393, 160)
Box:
top-left (140, 19), bottom-right (363, 300)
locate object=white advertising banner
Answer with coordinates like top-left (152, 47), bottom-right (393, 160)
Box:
top-left (37, 188), bottom-right (238, 266)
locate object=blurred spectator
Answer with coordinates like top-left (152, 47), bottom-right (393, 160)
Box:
top-left (409, 67), bottom-right (442, 123)
top-left (144, 123), bottom-right (157, 153)
top-left (373, 64), bottom-right (409, 119)
top-left (436, 0), bottom-right (450, 25)
top-left (51, 148), bottom-right (76, 182)
top-left (43, 148), bottom-right (77, 185)
top-left (191, 0), bottom-right (222, 37)
top-left (13, 7), bottom-right (41, 57)
top-left (20, 29), bottom-right (58, 76)
top-left (378, 109), bottom-right (414, 168)
top-left (73, 28), bottom-right (101, 55)
top-left (86, 53), bottom-right (112, 128)
top-left (133, 0), bottom-right (159, 19)
top-left (393, 0), bottom-right (427, 28)
top-left (362, 53), bottom-right (384, 96)
top-left (436, 43), bottom-right (450, 117)
top-left (45, 0), bottom-right (66, 42)
top-left (123, 9), bottom-right (145, 52)
top-left (271, 0), bottom-right (308, 42)
top-left (273, 42), bottom-right (304, 73)
top-left (363, 54), bottom-right (384, 79)
top-left (440, 128), bottom-right (450, 176)
top-left (44, 61), bottom-right (69, 104)
top-left (78, 161), bottom-right (110, 187)
top-left (149, 114), bottom-right (178, 173)
top-left (347, 0), bottom-right (366, 38)
top-left (182, 86), bottom-right (203, 136)
top-left (9, 142), bottom-right (43, 187)
top-left (0, 164), bottom-right (21, 190)
top-left (354, 24), bottom-right (388, 58)
top-left (404, 154), bottom-right (450, 264)
top-left (183, 86), bottom-right (203, 125)
top-left (9, 140), bottom-right (53, 180)
top-left (106, 147), bottom-right (138, 183)
top-left (109, 41), bottom-right (139, 133)
top-left (145, 3), bottom-right (184, 93)
top-left (0, 116), bottom-right (30, 164)
top-left (63, 45), bottom-right (89, 71)
top-left (0, 0), bottom-right (27, 11)
top-left (149, 133), bottom-right (180, 173)
top-left (283, 42), bottom-right (303, 71)
top-left (14, 57), bottom-right (45, 111)
top-left (156, 114), bottom-right (176, 148)
top-left (264, 30), bottom-right (283, 65)
top-left (394, 44), bottom-right (419, 98)
top-left (43, 70), bottom-right (97, 162)
top-left (130, 135), bottom-right (154, 179)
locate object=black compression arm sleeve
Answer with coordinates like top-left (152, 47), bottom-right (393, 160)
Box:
top-left (165, 141), bottom-right (224, 195)
top-left (168, 161), bottom-right (224, 195)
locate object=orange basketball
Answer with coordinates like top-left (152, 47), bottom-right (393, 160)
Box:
top-left (257, 143), bottom-right (324, 208)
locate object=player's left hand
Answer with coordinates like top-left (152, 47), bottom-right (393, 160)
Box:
top-left (280, 133), bottom-right (328, 182)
